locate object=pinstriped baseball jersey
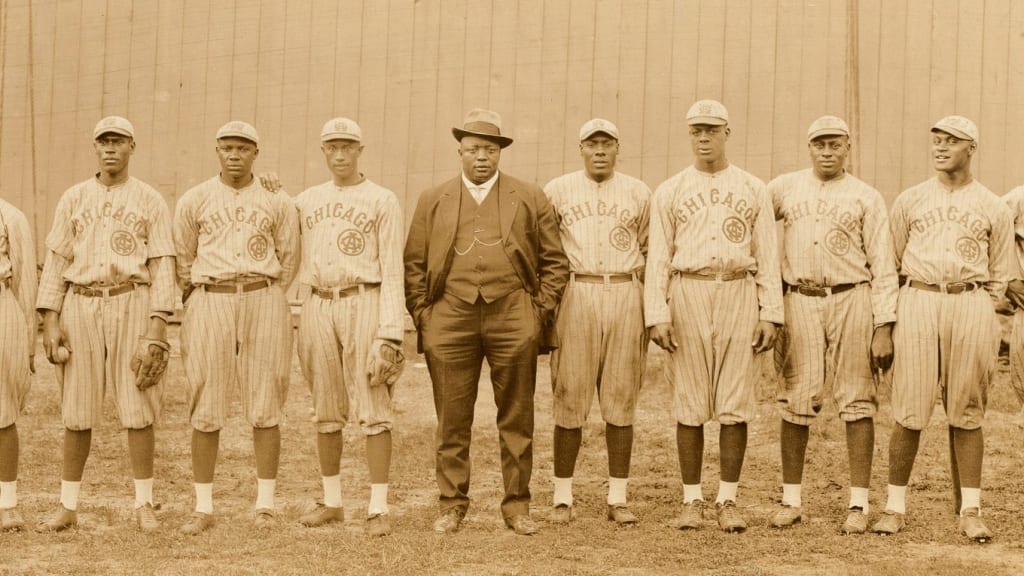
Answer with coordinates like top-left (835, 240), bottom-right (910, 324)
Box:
top-left (1002, 186), bottom-right (1024, 278)
top-left (544, 170), bottom-right (650, 429)
top-left (173, 177), bottom-right (299, 289)
top-left (543, 170), bottom-right (650, 274)
top-left (0, 200), bottom-right (37, 428)
top-left (1001, 186), bottom-right (1024, 405)
top-left (890, 177), bottom-right (1014, 302)
top-left (890, 177), bottom-right (1012, 430)
top-left (645, 164), bottom-right (783, 327)
top-left (294, 179), bottom-right (405, 341)
top-left (35, 176), bottom-right (175, 315)
top-left (770, 169), bottom-right (898, 324)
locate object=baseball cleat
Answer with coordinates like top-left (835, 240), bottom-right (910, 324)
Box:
top-left (35, 505), bottom-right (78, 532)
top-left (432, 508), bottom-right (465, 534)
top-left (135, 502), bottom-right (160, 532)
top-left (0, 507), bottom-right (25, 532)
top-left (841, 507), bottom-right (868, 534)
top-left (298, 502), bottom-right (345, 527)
top-left (548, 503), bottom-right (575, 524)
top-left (870, 510), bottom-right (905, 535)
top-left (768, 504), bottom-right (803, 528)
top-left (179, 512), bottom-right (215, 535)
top-left (716, 500), bottom-right (747, 533)
top-left (365, 512), bottom-right (392, 537)
top-left (607, 504), bottom-right (639, 526)
top-left (504, 514), bottom-right (540, 535)
top-left (253, 508), bottom-right (277, 529)
top-left (959, 508), bottom-right (993, 543)
top-left (670, 498), bottom-right (706, 530)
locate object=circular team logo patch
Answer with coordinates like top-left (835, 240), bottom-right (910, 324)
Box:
top-left (609, 225), bottom-right (632, 252)
top-left (956, 236), bottom-right (981, 264)
top-left (247, 235), bottom-right (269, 261)
top-left (825, 229), bottom-right (851, 256)
top-left (337, 229), bottom-right (365, 256)
top-left (722, 216), bottom-right (747, 244)
top-left (110, 230), bottom-right (137, 256)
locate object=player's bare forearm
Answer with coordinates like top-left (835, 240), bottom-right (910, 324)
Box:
top-left (871, 323), bottom-right (894, 371)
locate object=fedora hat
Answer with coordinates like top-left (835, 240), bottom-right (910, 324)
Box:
top-left (451, 108), bottom-right (514, 148)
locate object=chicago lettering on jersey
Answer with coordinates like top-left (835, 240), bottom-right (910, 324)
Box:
top-left (781, 198), bottom-right (861, 234)
top-left (70, 201), bottom-right (148, 237)
top-left (673, 187), bottom-right (756, 226)
top-left (303, 201), bottom-right (377, 234)
top-left (198, 205), bottom-right (275, 236)
top-left (909, 205), bottom-right (989, 241)
top-left (557, 199), bottom-right (637, 228)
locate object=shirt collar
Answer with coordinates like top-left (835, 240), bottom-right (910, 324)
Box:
top-left (461, 171), bottom-right (499, 194)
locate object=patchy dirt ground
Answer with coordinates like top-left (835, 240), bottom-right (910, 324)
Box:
top-left (2, 327), bottom-right (1024, 575)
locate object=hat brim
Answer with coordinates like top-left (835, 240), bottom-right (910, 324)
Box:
top-left (580, 129), bottom-right (618, 141)
top-left (931, 126), bottom-right (974, 142)
top-left (95, 129), bottom-right (133, 139)
top-left (686, 117), bottom-right (728, 126)
top-left (217, 133), bottom-right (259, 145)
top-left (808, 129), bottom-right (849, 141)
top-left (452, 128), bottom-right (513, 148)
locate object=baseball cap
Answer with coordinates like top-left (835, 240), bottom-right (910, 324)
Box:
top-left (579, 118), bottom-right (619, 141)
top-left (94, 116), bottom-right (135, 139)
top-left (321, 117), bottom-right (362, 142)
top-left (686, 100), bottom-right (729, 126)
top-left (216, 121), bottom-right (260, 145)
top-left (807, 115), bottom-right (849, 141)
top-left (452, 108), bottom-right (514, 148)
top-left (931, 115), bottom-right (979, 143)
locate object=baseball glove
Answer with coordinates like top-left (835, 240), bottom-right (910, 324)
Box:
top-left (130, 337), bottom-right (171, 390)
top-left (367, 339), bottom-right (405, 388)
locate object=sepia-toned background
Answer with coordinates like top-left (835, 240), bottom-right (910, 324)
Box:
top-left (2, 0), bottom-right (1023, 254)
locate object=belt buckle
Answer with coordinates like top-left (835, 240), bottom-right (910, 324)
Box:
top-left (797, 283), bottom-right (827, 297)
top-left (946, 282), bottom-right (968, 294)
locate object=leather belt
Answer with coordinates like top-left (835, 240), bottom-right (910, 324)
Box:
top-left (313, 283), bottom-right (380, 299)
top-left (572, 273), bottom-right (634, 284)
top-left (71, 283), bottom-right (137, 298)
top-left (673, 270), bottom-right (749, 282)
top-left (785, 282), bottom-right (862, 297)
top-left (203, 279), bottom-right (272, 294)
top-left (908, 279), bottom-right (979, 294)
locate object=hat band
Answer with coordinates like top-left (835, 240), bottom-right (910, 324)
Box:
top-left (462, 121), bottom-right (503, 137)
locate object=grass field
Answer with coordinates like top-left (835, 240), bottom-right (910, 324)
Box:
top-left (2, 326), bottom-right (1024, 576)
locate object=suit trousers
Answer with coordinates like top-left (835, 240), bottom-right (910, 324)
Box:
top-left (422, 288), bottom-right (539, 519)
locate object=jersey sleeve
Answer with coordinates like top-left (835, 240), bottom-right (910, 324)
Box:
top-left (6, 207), bottom-right (38, 350)
top-left (173, 190), bottom-right (200, 290)
top-left (862, 191), bottom-right (898, 325)
top-left (273, 192), bottom-right (301, 289)
top-left (643, 179), bottom-right (676, 327)
top-left (375, 192), bottom-right (406, 342)
top-left (749, 179), bottom-right (784, 324)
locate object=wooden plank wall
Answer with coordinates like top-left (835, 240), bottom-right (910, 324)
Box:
top-left (2, 0), bottom-right (1023, 255)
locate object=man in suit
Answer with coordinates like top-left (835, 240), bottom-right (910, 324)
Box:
top-left (404, 108), bottom-right (569, 536)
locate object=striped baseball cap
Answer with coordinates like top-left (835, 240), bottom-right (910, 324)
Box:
top-left (931, 115), bottom-right (978, 143)
top-left (321, 117), bottom-right (362, 142)
top-left (686, 100), bottom-right (729, 126)
top-left (807, 115), bottom-right (849, 141)
top-left (579, 118), bottom-right (619, 141)
top-left (216, 121), bottom-right (260, 145)
top-left (94, 116), bottom-right (135, 139)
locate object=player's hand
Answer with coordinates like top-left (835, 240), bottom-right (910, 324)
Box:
top-left (258, 172), bottom-right (284, 193)
top-left (1006, 279), bottom-right (1024, 310)
top-left (751, 321), bottom-right (777, 353)
top-left (649, 323), bottom-right (678, 353)
top-left (870, 323), bottom-right (894, 372)
top-left (41, 311), bottom-right (71, 364)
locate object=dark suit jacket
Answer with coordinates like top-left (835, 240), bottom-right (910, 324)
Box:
top-left (404, 172), bottom-right (569, 353)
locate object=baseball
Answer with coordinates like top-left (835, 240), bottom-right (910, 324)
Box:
top-left (55, 346), bottom-right (71, 363)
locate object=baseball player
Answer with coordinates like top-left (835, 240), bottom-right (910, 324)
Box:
top-left (173, 121), bottom-right (300, 534)
top-left (293, 118), bottom-right (405, 537)
top-left (0, 198), bottom-right (37, 532)
top-left (35, 116), bottom-right (176, 532)
top-left (872, 115), bottom-right (1012, 542)
top-left (767, 116), bottom-right (898, 533)
top-left (645, 99), bottom-right (783, 533)
top-left (1000, 186), bottom-right (1024, 410)
top-left (543, 118), bottom-right (650, 525)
